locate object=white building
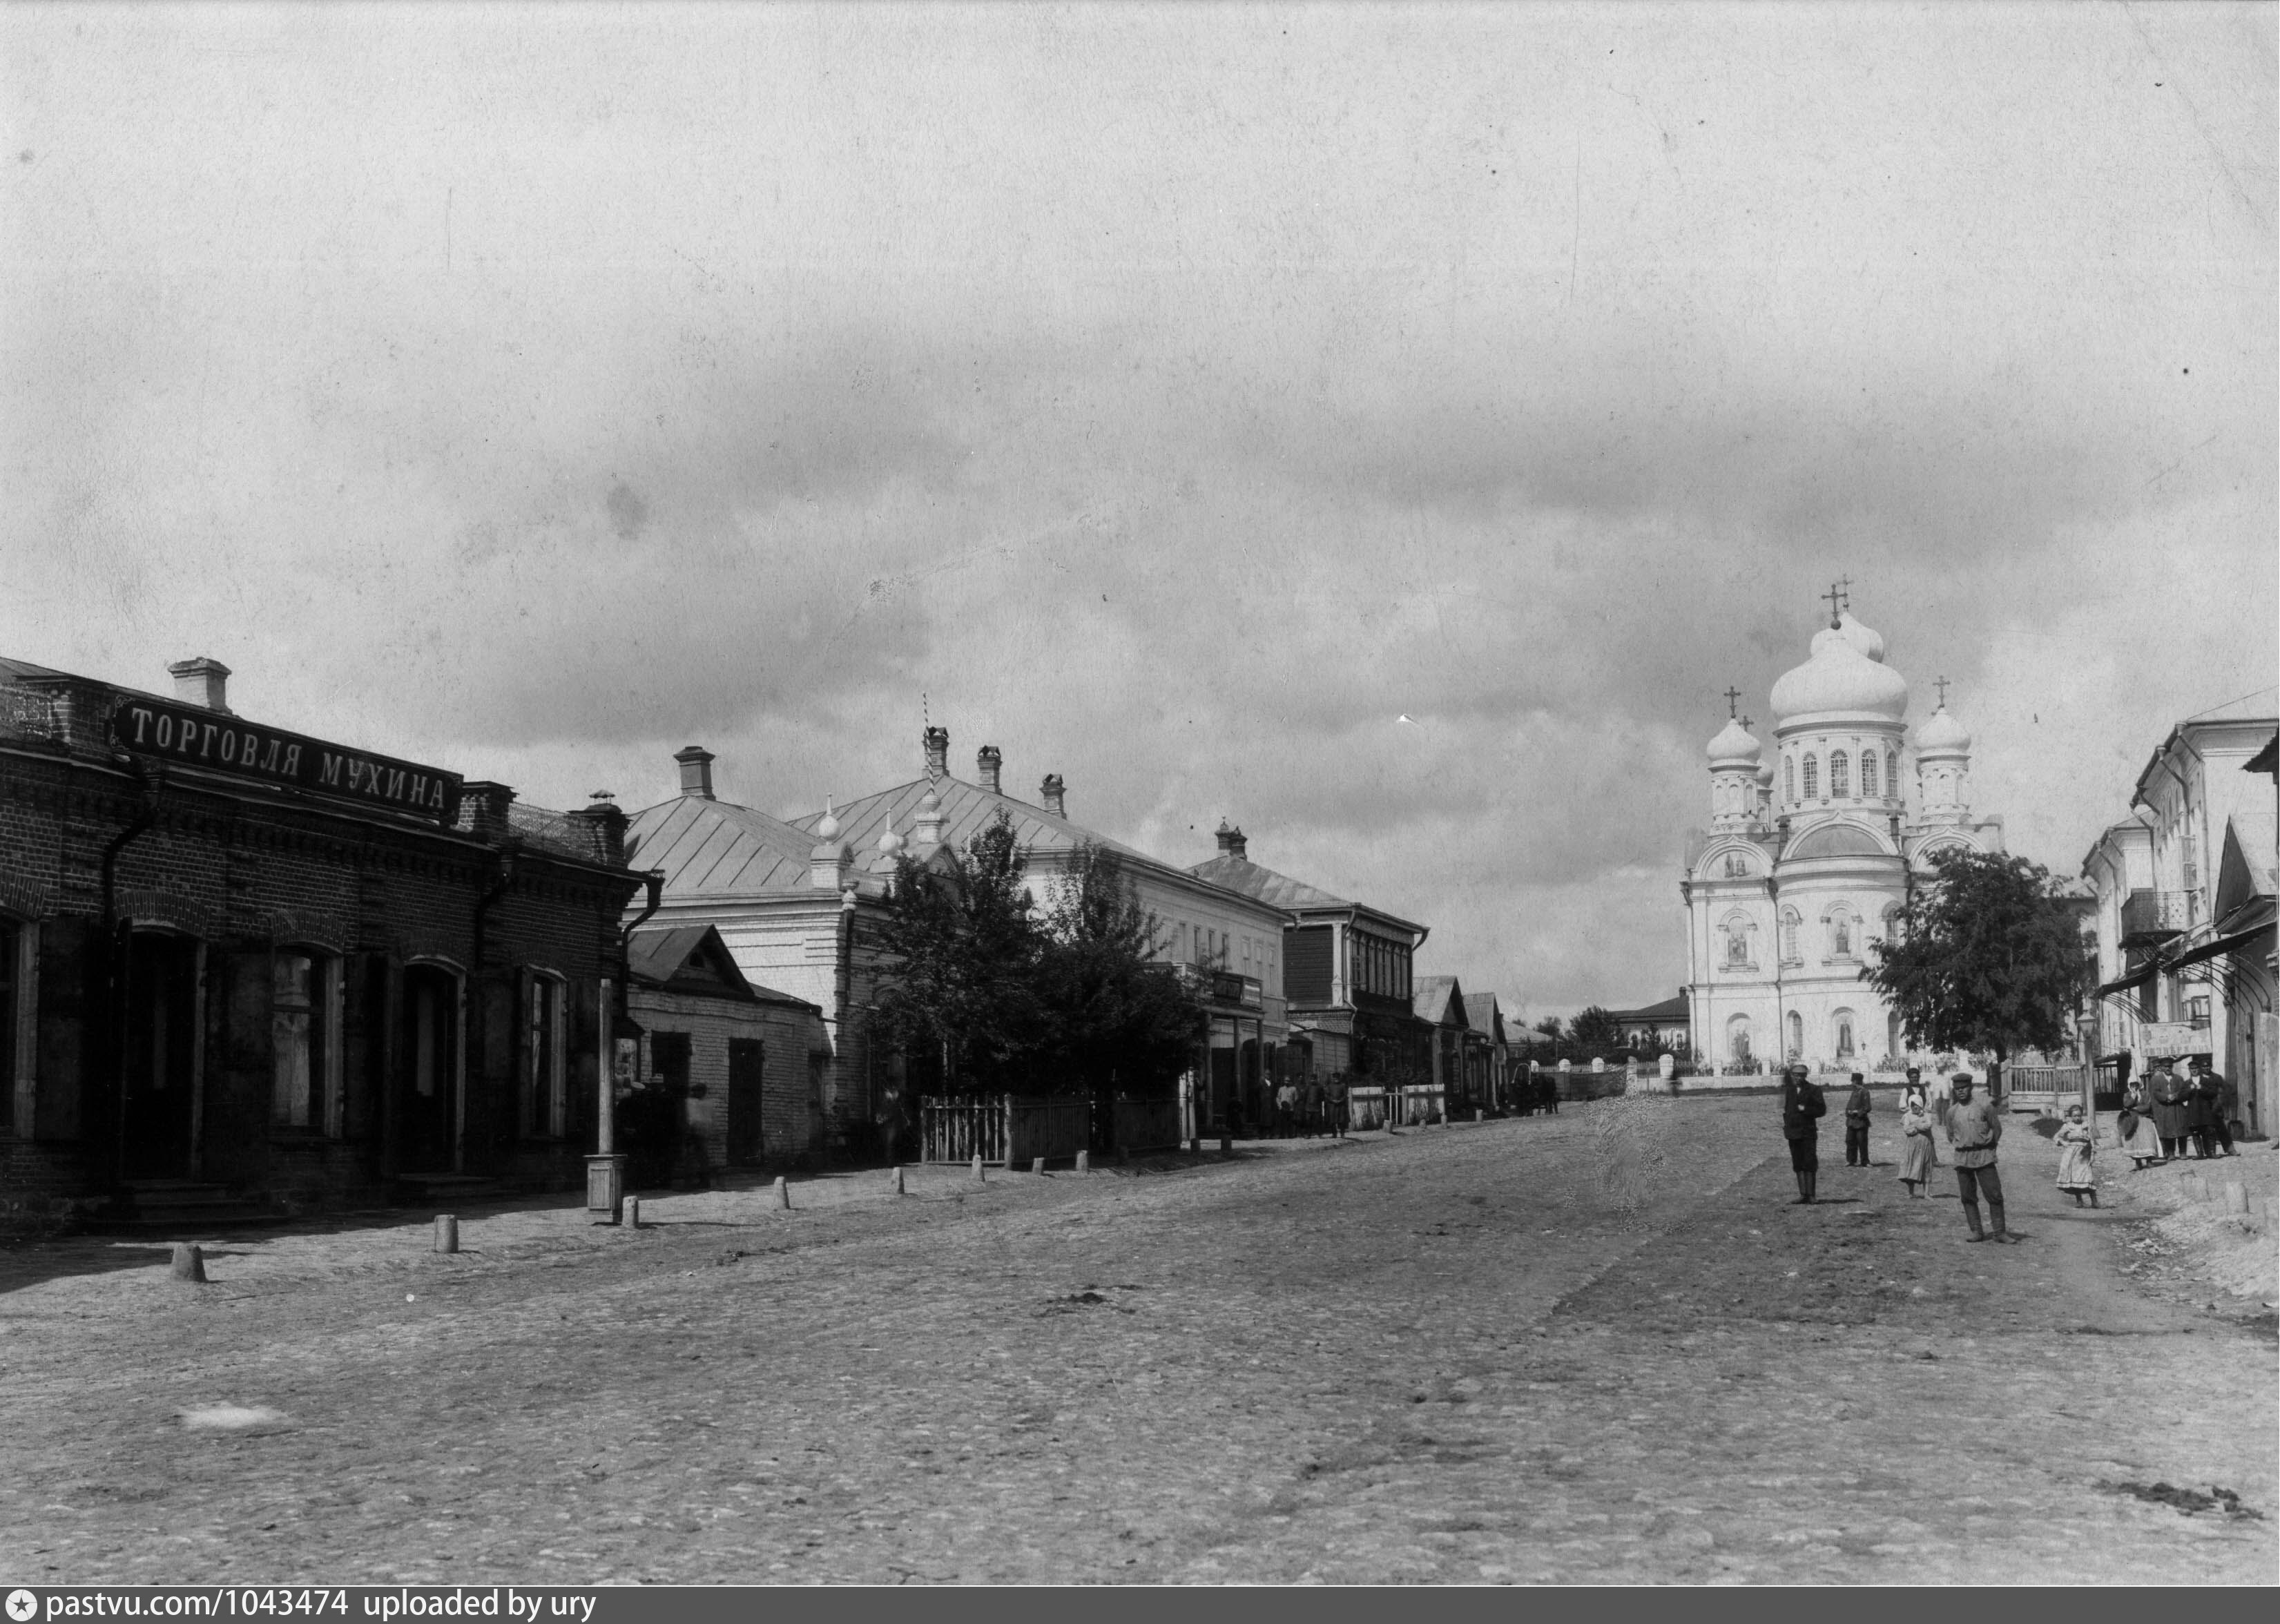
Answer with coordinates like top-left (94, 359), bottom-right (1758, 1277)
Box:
top-left (1681, 601), bottom-right (2004, 1074)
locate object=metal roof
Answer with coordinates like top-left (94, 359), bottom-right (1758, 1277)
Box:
top-left (624, 795), bottom-right (817, 897)
top-left (1187, 852), bottom-right (1428, 936)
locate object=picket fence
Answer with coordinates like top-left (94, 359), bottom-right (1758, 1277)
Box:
top-left (917, 1094), bottom-right (1180, 1163)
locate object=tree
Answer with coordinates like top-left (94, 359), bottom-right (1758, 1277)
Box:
top-left (869, 811), bottom-right (1044, 1094)
top-left (1864, 847), bottom-right (2095, 1077)
top-left (1567, 1004), bottom-right (1625, 1054)
top-left (1033, 841), bottom-right (1208, 1104)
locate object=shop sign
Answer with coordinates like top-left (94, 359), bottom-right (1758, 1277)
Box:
top-left (110, 697), bottom-right (461, 824)
top-left (2138, 1021), bottom-right (2203, 1060)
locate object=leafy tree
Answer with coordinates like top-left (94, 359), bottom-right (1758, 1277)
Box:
top-left (870, 812), bottom-right (1043, 1094)
top-left (1033, 841), bottom-right (1208, 1103)
top-left (1864, 847), bottom-right (2095, 1077)
top-left (1567, 1004), bottom-right (1625, 1054)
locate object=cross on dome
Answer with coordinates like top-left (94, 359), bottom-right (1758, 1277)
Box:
top-left (1724, 685), bottom-right (1741, 719)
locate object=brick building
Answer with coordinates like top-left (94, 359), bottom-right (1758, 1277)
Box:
top-left (0, 654), bottom-right (641, 1224)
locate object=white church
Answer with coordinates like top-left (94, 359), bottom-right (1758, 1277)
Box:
top-left (1681, 597), bottom-right (2004, 1074)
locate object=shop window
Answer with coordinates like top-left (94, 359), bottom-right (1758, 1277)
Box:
top-left (2187, 996), bottom-right (2210, 1030)
top-left (271, 950), bottom-right (332, 1130)
top-left (524, 972), bottom-right (568, 1138)
top-left (1861, 751), bottom-right (1879, 798)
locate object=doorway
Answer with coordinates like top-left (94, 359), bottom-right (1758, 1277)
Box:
top-left (726, 1038), bottom-right (765, 1167)
top-left (121, 931), bottom-right (200, 1180)
top-left (399, 965), bottom-right (461, 1172)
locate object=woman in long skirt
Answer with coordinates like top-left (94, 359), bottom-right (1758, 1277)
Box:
top-left (2118, 1080), bottom-right (2166, 1169)
top-left (2054, 1104), bottom-right (2099, 1207)
top-left (1897, 1085), bottom-right (1937, 1198)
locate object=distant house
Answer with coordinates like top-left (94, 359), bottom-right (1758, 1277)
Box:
top-left (623, 922), bottom-right (827, 1177)
top-left (1413, 976), bottom-right (1471, 1117)
top-left (1607, 992), bottom-right (1692, 1054)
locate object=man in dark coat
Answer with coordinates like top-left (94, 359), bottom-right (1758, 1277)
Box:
top-left (1781, 1063), bottom-right (1828, 1204)
top-left (2149, 1061), bottom-right (2192, 1160)
top-left (1842, 1072), bottom-right (1873, 1166)
top-left (2188, 1058), bottom-right (2235, 1157)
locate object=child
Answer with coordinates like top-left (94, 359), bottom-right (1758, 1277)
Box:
top-left (1897, 1085), bottom-right (1936, 1198)
top-left (2054, 1103), bottom-right (2098, 1208)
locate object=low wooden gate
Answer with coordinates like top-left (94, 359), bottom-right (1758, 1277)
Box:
top-left (2004, 1064), bottom-right (2092, 1117)
top-left (1007, 1097), bottom-right (1091, 1165)
top-left (1112, 1096), bottom-right (1183, 1153)
top-left (1398, 1083), bottom-right (1447, 1125)
top-left (1346, 1085), bottom-right (1389, 1130)
top-left (920, 1096), bottom-right (1006, 1164)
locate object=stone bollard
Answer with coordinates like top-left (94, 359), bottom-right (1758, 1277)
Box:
top-left (433, 1214), bottom-right (458, 1255)
top-left (1076, 1150), bottom-right (1090, 1174)
top-left (1219, 1134), bottom-right (1232, 1155)
top-left (772, 1176), bottom-right (791, 1210)
top-left (623, 1196), bottom-right (642, 1229)
top-left (972, 1153), bottom-right (986, 1182)
top-left (889, 1165), bottom-right (906, 1196)
top-left (1031, 1156), bottom-right (1047, 1175)
top-left (169, 1242), bottom-right (206, 1283)
top-left (2222, 1181), bottom-right (2248, 1215)
top-left (1475, 1109), bottom-right (1484, 1123)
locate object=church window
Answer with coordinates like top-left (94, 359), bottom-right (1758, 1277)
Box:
top-left (1723, 916), bottom-right (1751, 967)
top-left (1802, 755), bottom-right (1819, 799)
top-left (1885, 751), bottom-right (1897, 797)
top-left (1786, 1011), bottom-right (1804, 1060)
top-left (1833, 1009), bottom-right (1857, 1058)
top-left (1830, 751), bottom-right (1849, 799)
top-left (1779, 908), bottom-right (1800, 965)
top-left (1830, 912), bottom-right (1853, 958)
top-left (1784, 757), bottom-right (1796, 802)
top-left (1861, 751), bottom-right (1878, 798)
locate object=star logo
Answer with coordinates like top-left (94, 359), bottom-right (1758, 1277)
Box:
top-left (7, 1589), bottom-right (39, 1623)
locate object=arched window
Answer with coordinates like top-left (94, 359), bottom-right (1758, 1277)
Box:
top-left (1779, 907), bottom-right (1801, 964)
top-left (1726, 1013), bottom-right (1752, 1065)
top-left (1830, 751), bottom-right (1850, 799)
top-left (1785, 757), bottom-right (1797, 802)
top-left (1833, 1009), bottom-right (1857, 1058)
top-left (1885, 751), bottom-right (1897, 798)
top-left (1802, 755), bottom-right (1819, 799)
top-left (1786, 1011), bottom-right (1804, 1059)
top-left (271, 949), bottom-right (339, 1132)
top-left (1861, 751), bottom-right (1879, 799)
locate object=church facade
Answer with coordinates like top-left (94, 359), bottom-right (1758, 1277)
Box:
top-left (1681, 603), bottom-right (2004, 1074)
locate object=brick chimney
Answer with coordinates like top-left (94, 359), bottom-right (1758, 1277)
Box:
top-left (976, 744), bottom-right (1002, 795)
top-left (1215, 820), bottom-right (1247, 862)
top-left (674, 745), bottom-right (716, 800)
top-left (922, 725), bottom-right (949, 780)
top-left (460, 780), bottom-right (516, 842)
top-left (168, 657), bottom-right (233, 715)
top-left (1040, 773), bottom-right (1065, 818)
top-left (567, 797), bottom-right (630, 867)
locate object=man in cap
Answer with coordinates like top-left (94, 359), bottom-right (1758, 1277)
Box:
top-left (1944, 1071), bottom-right (2011, 1242)
top-left (1842, 1071), bottom-right (1873, 1167)
top-left (1780, 1063), bottom-right (1828, 1204)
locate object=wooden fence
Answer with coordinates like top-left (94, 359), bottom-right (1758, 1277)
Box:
top-left (1112, 1096), bottom-right (1184, 1154)
top-left (918, 1095), bottom-right (1096, 1165)
top-left (2004, 1064), bottom-right (2094, 1116)
top-left (1346, 1085), bottom-right (1389, 1130)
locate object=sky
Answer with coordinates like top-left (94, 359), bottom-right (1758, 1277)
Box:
top-left (3, 2), bottom-right (2274, 1023)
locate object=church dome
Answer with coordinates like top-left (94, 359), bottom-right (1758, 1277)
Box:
top-left (1809, 610), bottom-right (1886, 664)
top-left (1771, 624), bottom-right (1909, 725)
top-left (1755, 757), bottom-right (1775, 788)
top-left (1915, 704), bottom-right (1971, 756)
top-left (1707, 717), bottom-right (1761, 768)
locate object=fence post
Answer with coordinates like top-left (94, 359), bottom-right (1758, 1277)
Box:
top-left (972, 1152), bottom-right (985, 1182)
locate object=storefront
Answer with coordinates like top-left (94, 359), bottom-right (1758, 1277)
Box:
top-left (0, 655), bottom-right (641, 1224)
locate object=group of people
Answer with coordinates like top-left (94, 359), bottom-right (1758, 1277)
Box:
top-left (1779, 1061), bottom-right (2047, 1243)
top-left (2116, 1056), bottom-right (2240, 1169)
top-left (1267, 1076), bottom-right (1349, 1139)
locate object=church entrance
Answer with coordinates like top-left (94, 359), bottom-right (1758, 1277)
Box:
top-left (120, 931), bottom-right (201, 1181)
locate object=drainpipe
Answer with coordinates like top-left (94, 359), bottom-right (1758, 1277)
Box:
top-left (101, 760), bottom-right (162, 1185)
top-left (618, 871), bottom-right (665, 954)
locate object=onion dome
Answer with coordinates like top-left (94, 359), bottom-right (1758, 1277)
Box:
top-left (815, 800), bottom-right (841, 842)
top-left (1915, 704), bottom-right (1971, 757)
top-left (876, 821), bottom-right (905, 856)
top-left (1771, 615), bottom-right (1909, 724)
top-left (1707, 716), bottom-right (1761, 768)
top-left (1756, 757), bottom-right (1776, 789)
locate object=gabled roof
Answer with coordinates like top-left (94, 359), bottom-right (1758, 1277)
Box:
top-left (626, 922), bottom-right (814, 1008)
top-left (1414, 975), bottom-right (1463, 1027)
top-left (624, 795), bottom-right (817, 898)
top-left (1607, 993), bottom-right (1690, 1025)
top-left (1465, 990), bottom-right (1505, 1038)
top-left (1187, 853), bottom-right (1428, 936)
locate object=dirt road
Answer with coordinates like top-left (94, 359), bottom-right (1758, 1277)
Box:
top-left (1, 1095), bottom-right (2271, 1584)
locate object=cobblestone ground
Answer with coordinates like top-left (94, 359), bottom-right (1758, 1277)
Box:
top-left (1, 1096), bottom-right (2272, 1585)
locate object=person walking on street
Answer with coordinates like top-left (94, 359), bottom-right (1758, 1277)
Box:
top-left (1781, 1063), bottom-right (1828, 1204)
top-left (2149, 1061), bottom-right (2192, 1161)
top-left (2054, 1103), bottom-right (2099, 1208)
top-left (1843, 1072), bottom-right (1873, 1167)
top-left (1944, 1072), bottom-right (2011, 1242)
top-left (1897, 1084), bottom-right (1937, 1197)
top-left (2189, 1058), bottom-right (2237, 1157)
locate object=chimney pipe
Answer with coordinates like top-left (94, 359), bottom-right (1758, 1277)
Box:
top-left (922, 726), bottom-right (949, 781)
top-left (167, 657), bottom-right (233, 715)
top-left (1215, 820), bottom-right (1247, 862)
top-left (1040, 773), bottom-right (1065, 818)
top-left (674, 745), bottom-right (716, 800)
top-left (976, 744), bottom-right (1002, 796)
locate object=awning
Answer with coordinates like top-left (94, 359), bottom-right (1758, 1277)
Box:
top-left (2162, 914), bottom-right (2277, 972)
top-left (2096, 963), bottom-right (2158, 996)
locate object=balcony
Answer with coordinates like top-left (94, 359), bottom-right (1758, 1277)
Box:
top-left (2119, 889), bottom-right (2195, 945)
